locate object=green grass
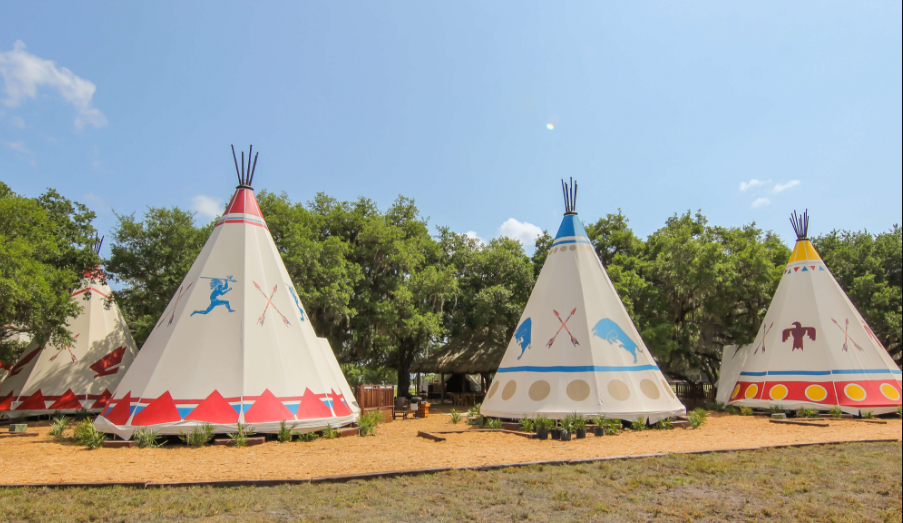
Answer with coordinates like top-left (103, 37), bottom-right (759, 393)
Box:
top-left (0, 442), bottom-right (898, 522)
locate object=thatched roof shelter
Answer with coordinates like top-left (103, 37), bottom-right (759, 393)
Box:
top-left (411, 331), bottom-right (507, 375)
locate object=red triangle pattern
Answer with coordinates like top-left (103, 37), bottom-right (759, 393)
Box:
top-left (15, 390), bottom-right (46, 410)
top-left (90, 389), bottom-right (112, 410)
top-left (224, 188), bottom-right (264, 218)
top-left (330, 390), bottom-right (352, 417)
top-left (103, 392), bottom-right (133, 425)
top-left (244, 389), bottom-right (295, 423)
top-left (48, 389), bottom-right (84, 410)
top-left (0, 392), bottom-right (13, 411)
top-left (793, 267), bottom-right (800, 272)
top-left (131, 392), bottom-right (182, 426)
top-left (296, 388), bottom-right (334, 420)
top-left (185, 390), bottom-right (239, 424)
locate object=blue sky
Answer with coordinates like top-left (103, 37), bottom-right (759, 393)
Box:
top-left (2, 2), bottom-right (901, 256)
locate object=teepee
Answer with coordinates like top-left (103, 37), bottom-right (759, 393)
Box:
top-left (720, 211), bottom-right (902, 415)
top-left (481, 180), bottom-right (685, 423)
top-left (0, 239), bottom-right (138, 417)
top-left (94, 147), bottom-right (359, 439)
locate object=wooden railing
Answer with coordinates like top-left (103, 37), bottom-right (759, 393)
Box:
top-left (353, 384), bottom-right (395, 423)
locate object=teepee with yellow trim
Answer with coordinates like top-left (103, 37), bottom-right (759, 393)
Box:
top-left (719, 211), bottom-right (901, 415)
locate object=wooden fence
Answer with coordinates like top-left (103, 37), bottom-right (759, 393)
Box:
top-left (669, 381), bottom-right (716, 408)
top-left (353, 385), bottom-right (395, 423)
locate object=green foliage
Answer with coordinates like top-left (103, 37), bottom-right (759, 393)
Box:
top-left (484, 418), bottom-right (502, 429)
top-left (796, 407), bottom-right (819, 419)
top-left (133, 428), bottom-right (164, 448)
top-left (467, 404), bottom-right (482, 419)
top-left (570, 413), bottom-right (587, 430)
top-left (688, 409), bottom-right (708, 429)
top-left (72, 419), bottom-right (106, 449)
top-left (179, 423), bottom-right (214, 447)
top-left (533, 415), bottom-right (554, 431)
top-left (897, 406), bottom-right (902, 418)
top-left (298, 431), bottom-right (320, 442)
top-left (601, 419), bottom-right (623, 435)
top-left (705, 401), bottom-right (728, 413)
top-left (654, 418), bottom-right (673, 430)
top-left (106, 207), bottom-right (213, 347)
top-left (828, 405), bottom-right (844, 419)
top-left (449, 410), bottom-right (462, 424)
top-left (228, 423), bottom-right (255, 447)
top-left (340, 364), bottom-right (397, 386)
top-left (860, 410), bottom-right (875, 420)
top-left (322, 424), bottom-right (339, 439)
top-left (0, 182), bottom-right (99, 363)
top-left (631, 417), bottom-right (648, 431)
top-left (277, 421), bottom-right (296, 443)
top-left (519, 417), bottom-right (534, 433)
top-left (49, 416), bottom-right (71, 438)
top-left (767, 405), bottom-right (786, 416)
top-left (739, 407), bottom-right (753, 416)
top-left (358, 411), bottom-right (381, 436)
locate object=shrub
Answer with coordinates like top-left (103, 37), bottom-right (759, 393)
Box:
top-left (180, 423), bottom-right (215, 447)
top-left (467, 404), bottom-right (482, 419)
top-left (897, 406), bottom-right (902, 419)
top-left (828, 405), bottom-right (844, 419)
top-left (228, 422), bottom-right (255, 447)
top-left (571, 413), bottom-right (587, 430)
top-left (796, 407), bottom-right (818, 419)
top-left (596, 417), bottom-right (622, 434)
top-left (449, 410), bottom-right (462, 424)
top-left (485, 418), bottom-right (502, 429)
top-left (49, 415), bottom-right (71, 438)
top-left (322, 424), bottom-right (339, 439)
top-left (631, 417), bottom-right (648, 432)
top-left (766, 405), bottom-right (786, 416)
top-left (654, 418), bottom-right (673, 430)
top-left (298, 431), bottom-right (320, 442)
top-left (688, 409), bottom-right (708, 429)
top-left (133, 428), bottom-right (164, 448)
top-left (739, 407), bottom-right (753, 416)
top-left (519, 417), bottom-right (534, 433)
top-left (359, 411), bottom-right (381, 437)
top-left (705, 401), bottom-right (728, 413)
top-left (861, 410), bottom-right (875, 419)
top-left (277, 421), bottom-right (296, 443)
top-left (72, 419), bottom-right (106, 449)
top-left (533, 415), bottom-right (553, 431)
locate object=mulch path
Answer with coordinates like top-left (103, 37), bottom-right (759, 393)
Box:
top-left (0, 413), bottom-right (899, 485)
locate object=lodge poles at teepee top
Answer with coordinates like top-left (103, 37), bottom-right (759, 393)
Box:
top-left (91, 235), bottom-right (104, 255)
top-left (561, 177), bottom-right (578, 215)
top-left (231, 144), bottom-right (259, 188)
top-left (790, 209), bottom-right (810, 240)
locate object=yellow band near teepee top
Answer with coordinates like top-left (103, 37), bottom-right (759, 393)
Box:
top-left (788, 240), bottom-right (821, 264)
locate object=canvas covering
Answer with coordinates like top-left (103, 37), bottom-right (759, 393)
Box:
top-left (481, 212), bottom-right (686, 423)
top-left (94, 184), bottom-right (359, 439)
top-left (0, 274), bottom-right (138, 417)
top-left (721, 238), bottom-right (902, 415)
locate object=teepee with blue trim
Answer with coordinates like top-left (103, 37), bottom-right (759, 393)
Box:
top-left (719, 211), bottom-right (901, 415)
top-left (481, 180), bottom-right (685, 423)
top-left (94, 146), bottom-right (359, 439)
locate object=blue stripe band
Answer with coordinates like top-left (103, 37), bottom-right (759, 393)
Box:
top-left (498, 365), bottom-right (660, 373)
top-left (551, 239), bottom-right (594, 247)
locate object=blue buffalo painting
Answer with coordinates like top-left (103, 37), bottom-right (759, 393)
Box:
top-left (514, 318), bottom-right (532, 360)
top-left (592, 318), bottom-right (641, 363)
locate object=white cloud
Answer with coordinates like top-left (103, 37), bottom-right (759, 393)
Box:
top-left (83, 191), bottom-right (105, 209)
top-left (464, 231), bottom-right (485, 244)
top-left (0, 40), bottom-right (107, 130)
top-left (751, 197), bottom-right (770, 209)
top-left (498, 218), bottom-right (543, 247)
top-left (8, 140), bottom-right (30, 154)
top-left (9, 115), bottom-right (24, 128)
top-left (739, 179), bottom-right (770, 192)
top-left (191, 195), bottom-right (223, 221)
top-left (773, 180), bottom-right (801, 193)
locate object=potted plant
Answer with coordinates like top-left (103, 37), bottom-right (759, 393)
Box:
top-left (534, 415), bottom-right (551, 440)
top-left (592, 415), bottom-right (606, 437)
top-left (559, 427), bottom-right (572, 441)
top-left (572, 413), bottom-right (587, 439)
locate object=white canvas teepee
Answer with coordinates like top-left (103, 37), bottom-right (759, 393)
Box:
top-left (481, 180), bottom-right (685, 423)
top-left (0, 241), bottom-right (138, 418)
top-left (95, 147), bottom-right (359, 439)
top-left (720, 211), bottom-right (902, 415)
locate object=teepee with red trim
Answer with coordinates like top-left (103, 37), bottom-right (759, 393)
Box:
top-left (719, 211), bottom-right (902, 415)
top-left (95, 146), bottom-right (359, 439)
top-left (0, 239), bottom-right (138, 418)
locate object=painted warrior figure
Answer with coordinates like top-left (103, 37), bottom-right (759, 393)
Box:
top-left (782, 322), bottom-right (816, 351)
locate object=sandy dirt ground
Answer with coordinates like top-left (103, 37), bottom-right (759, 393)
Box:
top-left (0, 413), bottom-right (899, 485)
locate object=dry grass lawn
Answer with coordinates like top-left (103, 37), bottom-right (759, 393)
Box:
top-left (0, 441), bottom-right (900, 522)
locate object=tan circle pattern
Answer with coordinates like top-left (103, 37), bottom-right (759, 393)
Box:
top-left (608, 379), bottom-right (631, 401)
top-left (528, 380), bottom-right (551, 401)
top-left (502, 381), bottom-right (517, 401)
top-left (566, 380), bottom-right (591, 402)
top-left (640, 379), bottom-right (661, 400)
top-left (486, 380), bottom-right (500, 400)
top-left (569, 245), bottom-right (577, 251)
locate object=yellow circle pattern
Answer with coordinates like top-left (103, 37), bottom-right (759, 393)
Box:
top-left (880, 383), bottom-right (900, 401)
top-left (804, 385), bottom-right (828, 402)
top-left (769, 385), bottom-right (788, 400)
top-left (844, 384), bottom-right (867, 402)
top-left (731, 385), bottom-right (741, 399)
top-left (744, 384), bottom-right (759, 399)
